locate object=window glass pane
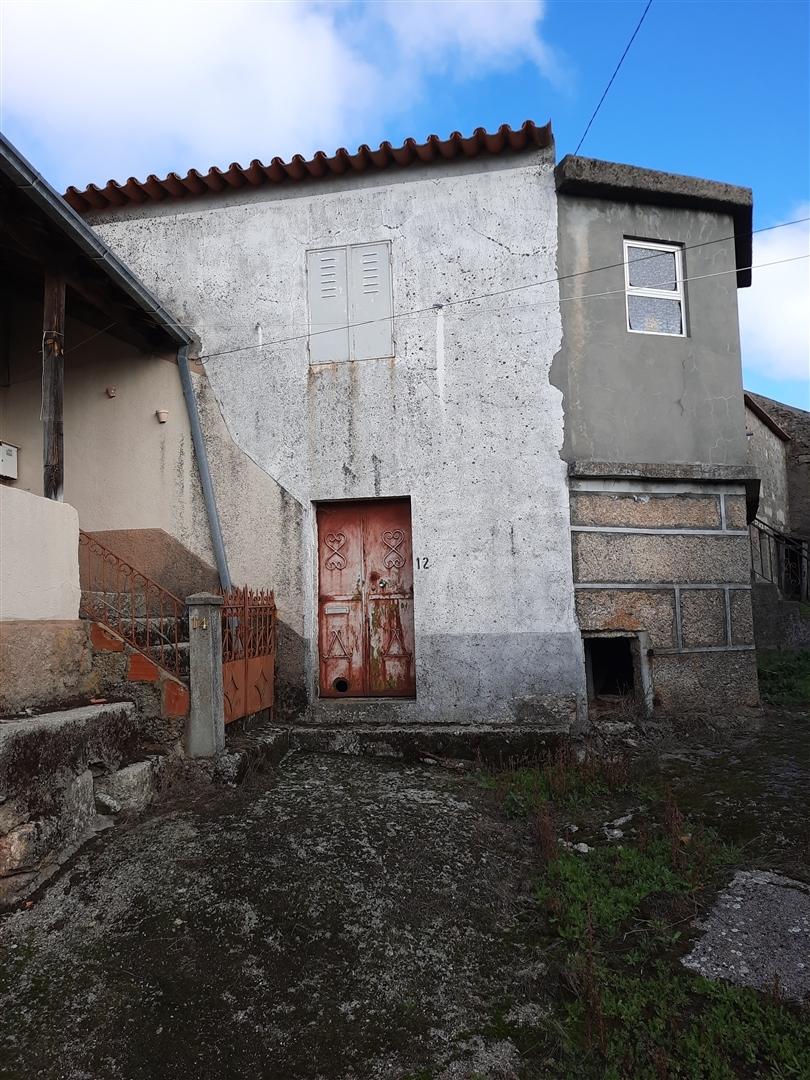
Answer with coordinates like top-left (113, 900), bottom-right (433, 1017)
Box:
top-left (627, 246), bottom-right (678, 290)
top-left (628, 294), bottom-right (682, 335)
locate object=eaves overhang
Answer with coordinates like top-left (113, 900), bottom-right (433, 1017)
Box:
top-left (555, 155), bottom-right (754, 288)
top-left (0, 131), bottom-right (191, 347)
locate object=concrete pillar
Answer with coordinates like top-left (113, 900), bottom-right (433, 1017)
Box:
top-left (185, 593), bottom-right (225, 758)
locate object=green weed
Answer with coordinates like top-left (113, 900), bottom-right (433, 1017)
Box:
top-left (481, 744), bottom-right (632, 817)
top-left (757, 649), bottom-right (810, 707)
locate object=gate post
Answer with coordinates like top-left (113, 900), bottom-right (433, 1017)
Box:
top-left (185, 592), bottom-right (225, 758)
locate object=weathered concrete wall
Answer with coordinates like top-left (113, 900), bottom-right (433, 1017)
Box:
top-left (745, 405), bottom-right (790, 530)
top-left (87, 151), bottom-right (584, 727)
top-left (0, 487), bottom-right (80, 620)
top-left (570, 477), bottom-right (758, 714)
top-left (552, 197), bottom-right (748, 467)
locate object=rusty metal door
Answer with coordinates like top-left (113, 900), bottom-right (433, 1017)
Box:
top-left (317, 499), bottom-right (415, 698)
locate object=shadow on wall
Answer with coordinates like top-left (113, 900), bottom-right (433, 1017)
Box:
top-left (84, 528), bottom-right (219, 599)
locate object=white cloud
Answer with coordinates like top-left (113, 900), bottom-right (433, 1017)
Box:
top-left (0, 0), bottom-right (558, 190)
top-left (379, 0), bottom-right (560, 82)
top-left (739, 209), bottom-right (810, 383)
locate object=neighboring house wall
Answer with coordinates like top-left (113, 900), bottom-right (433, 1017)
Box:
top-left (0, 300), bottom-right (214, 577)
top-left (747, 393), bottom-right (810, 537)
top-left (0, 300), bottom-right (307, 712)
top-left (0, 486), bottom-right (80, 620)
top-left (87, 150), bottom-right (585, 727)
top-left (553, 160), bottom-right (758, 713)
top-left (745, 404), bottom-right (790, 529)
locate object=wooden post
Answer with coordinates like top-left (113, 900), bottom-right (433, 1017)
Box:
top-left (42, 272), bottom-right (65, 500)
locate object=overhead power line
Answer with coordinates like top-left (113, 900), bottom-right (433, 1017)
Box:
top-left (197, 254), bottom-right (808, 363)
top-left (573, 0), bottom-right (654, 156)
top-left (63, 215), bottom-right (809, 360)
top-left (192, 218), bottom-right (809, 363)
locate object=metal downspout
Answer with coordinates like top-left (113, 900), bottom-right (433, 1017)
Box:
top-left (177, 345), bottom-right (232, 591)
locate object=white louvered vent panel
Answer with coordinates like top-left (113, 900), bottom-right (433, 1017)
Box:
top-left (307, 248), bottom-right (350, 364)
top-left (349, 242), bottom-right (393, 361)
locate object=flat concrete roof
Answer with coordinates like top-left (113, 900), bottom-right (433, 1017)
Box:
top-left (555, 155), bottom-right (753, 288)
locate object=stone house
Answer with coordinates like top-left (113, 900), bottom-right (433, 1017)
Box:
top-left (743, 391), bottom-right (810, 647)
top-left (51, 119), bottom-right (763, 726)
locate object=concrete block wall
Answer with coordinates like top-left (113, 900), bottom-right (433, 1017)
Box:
top-left (570, 478), bottom-right (760, 714)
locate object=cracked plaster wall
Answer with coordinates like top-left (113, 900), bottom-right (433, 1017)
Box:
top-left (88, 152), bottom-right (585, 726)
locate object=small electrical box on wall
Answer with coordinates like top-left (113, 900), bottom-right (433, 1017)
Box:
top-left (0, 442), bottom-right (19, 480)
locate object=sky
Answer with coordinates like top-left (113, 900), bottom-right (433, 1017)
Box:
top-left (1, 0), bottom-right (808, 407)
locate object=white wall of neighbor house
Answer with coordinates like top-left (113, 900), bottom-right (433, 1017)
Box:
top-left (0, 485), bottom-right (80, 620)
top-left (88, 151), bottom-right (586, 726)
top-left (0, 303), bottom-right (288, 595)
top-left (0, 301), bottom-right (211, 557)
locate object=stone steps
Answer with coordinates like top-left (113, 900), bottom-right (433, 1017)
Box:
top-left (211, 720), bottom-right (570, 785)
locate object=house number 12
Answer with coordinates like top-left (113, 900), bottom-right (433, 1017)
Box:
top-left (416, 557), bottom-right (430, 570)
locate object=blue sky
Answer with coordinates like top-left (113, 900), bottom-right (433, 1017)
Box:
top-left (1, 0), bottom-right (808, 406)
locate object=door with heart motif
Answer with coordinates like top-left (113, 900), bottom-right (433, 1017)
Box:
top-left (317, 498), bottom-right (416, 698)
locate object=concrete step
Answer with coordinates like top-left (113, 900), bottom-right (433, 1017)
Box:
top-left (211, 721), bottom-right (570, 785)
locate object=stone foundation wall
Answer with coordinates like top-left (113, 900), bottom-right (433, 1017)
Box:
top-left (570, 478), bottom-right (759, 714)
top-left (0, 620), bottom-right (188, 743)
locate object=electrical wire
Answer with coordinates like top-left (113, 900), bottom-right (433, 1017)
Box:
top-left (573, 0), bottom-right (655, 156)
top-left (63, 214), bottom-right (809, 360)
top-left (195, 236), bottom-right (809, 363)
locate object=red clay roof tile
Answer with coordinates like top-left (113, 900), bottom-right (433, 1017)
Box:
top-left (64, 120), bottom-right (553, 213)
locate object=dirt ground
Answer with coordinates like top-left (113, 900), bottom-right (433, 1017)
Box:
top-left (0, 754), bottom-right (548, 1080)
top-left (1, 709), bottom-right (809, 1079)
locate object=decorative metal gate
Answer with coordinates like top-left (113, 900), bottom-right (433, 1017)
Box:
top-left (221, 587), bottom-right (276, 724)
top-left (317, 498), bottom-right (416, 698)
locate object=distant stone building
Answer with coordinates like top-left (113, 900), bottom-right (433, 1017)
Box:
top-left (744, 392), bottom-right (810, 648)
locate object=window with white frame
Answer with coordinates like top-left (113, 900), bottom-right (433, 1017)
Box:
top-left (623, 239), bottom-right (685, 336)
top-left (306, 241), bottom-right (393, 364)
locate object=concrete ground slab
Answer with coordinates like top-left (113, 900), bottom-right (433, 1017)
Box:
top-left (682, 870), bottom-right (810, 1003)
top-left (0, 753), bottom-right (548, 1080)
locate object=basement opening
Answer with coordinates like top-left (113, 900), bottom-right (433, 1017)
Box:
top-left (585, 636), bottom-right (636, 701)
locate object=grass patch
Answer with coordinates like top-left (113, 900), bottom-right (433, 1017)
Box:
top-left (538, 838), bottom-right (693, 943)
top-left (481, 743), bottom-right (633, 816)
top-left (558, 965), bottom-right (810, 1079)
top-left (757, 649), bottom-right (810, 707)
top-left (484, 749), bottom-right (810, 1077)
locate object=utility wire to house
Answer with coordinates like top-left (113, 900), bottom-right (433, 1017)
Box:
top-left (193, 221), bottom-right (809, 363)
top-left (64, 215), bottom-right (809, 359)
top-left (573, 0), bottom-right (655, 155)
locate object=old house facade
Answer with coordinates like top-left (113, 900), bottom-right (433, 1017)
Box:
top-left (56, 120), bottom-right (763, 727)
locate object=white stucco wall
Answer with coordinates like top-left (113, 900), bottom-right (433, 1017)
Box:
top-left (0, 486), bottom-right (80, 620)
top-left (89, 152), bottom-right (585, 726)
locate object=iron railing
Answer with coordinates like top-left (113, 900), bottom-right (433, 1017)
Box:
top-left (78, 531), bottom-right (187, 678)
top-left (750, 518), bottom-right (809, 602)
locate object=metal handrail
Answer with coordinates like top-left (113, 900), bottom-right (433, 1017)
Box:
top-left (78, 531), bottom-right (187, 678)
top-left (750, 518), bottom-right (809, 602)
